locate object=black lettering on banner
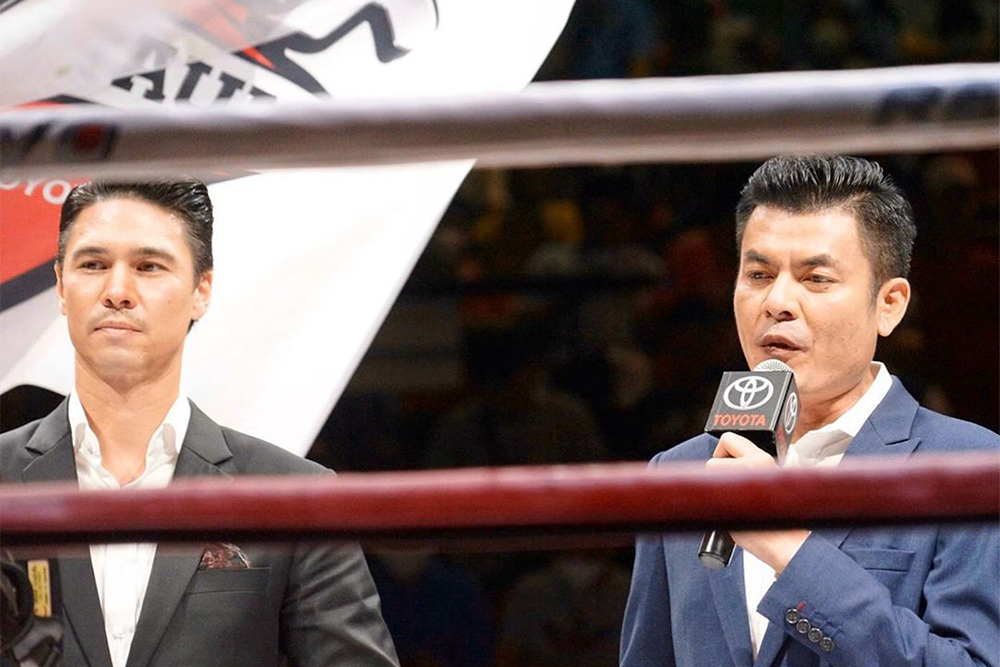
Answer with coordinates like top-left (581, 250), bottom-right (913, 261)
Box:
top-left (176, 61), bottom-right (214, 101)
top-left (114, 61), bottom-right (261, 105)
top-left (236, 3), bottom-right (410, 96)
top-left (112, 69), bottom-right (167, 101)
top-left (248, 86), bottom-right (276, 99)
top-left (217, 72), bottom-right (248, 100)
top-left (104, 2), bottom-right (429, 103)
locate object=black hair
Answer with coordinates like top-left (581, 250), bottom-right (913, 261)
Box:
top-left (57, 180), bottom-right (213, 279)
top-left (736, 155), bottom-right (916, 295)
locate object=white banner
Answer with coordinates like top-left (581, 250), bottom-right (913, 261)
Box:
top-left (0, 0), bottom-right (574, 454)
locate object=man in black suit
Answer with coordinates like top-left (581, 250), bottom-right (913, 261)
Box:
top-left (1, 180), bottom-right (399, 667)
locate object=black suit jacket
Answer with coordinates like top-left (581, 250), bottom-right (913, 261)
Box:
top-left (0, 399), bottom-right (400, 667)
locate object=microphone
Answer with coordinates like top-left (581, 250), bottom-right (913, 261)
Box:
top-left (697, 359), bottom-right (799, 570)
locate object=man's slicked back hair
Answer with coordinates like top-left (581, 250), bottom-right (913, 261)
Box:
top-left (57, 180), bottom-right (214, 279)
top-left (735, 155), bottom-right (916, 295)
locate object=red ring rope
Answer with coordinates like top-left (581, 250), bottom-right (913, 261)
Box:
top-left (1, 452), bottom-right (996, 548)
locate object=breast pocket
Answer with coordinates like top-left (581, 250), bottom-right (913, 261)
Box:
top-left (842, 547), bottom-right (915, 572)
top-left (187, 567), bottom-right (271, 594)
top-left (177, 567), bottom-right (278, 665)
top-left (842, 546), bottom-right (918, 605)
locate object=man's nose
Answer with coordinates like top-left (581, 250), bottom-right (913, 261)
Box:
top-left (762, 273), bottom-right (798, 321)
top-left (102, 264), bottom-right (136, 310)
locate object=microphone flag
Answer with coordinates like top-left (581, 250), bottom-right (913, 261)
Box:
top-left (704, 368), bottom-right (799, 458)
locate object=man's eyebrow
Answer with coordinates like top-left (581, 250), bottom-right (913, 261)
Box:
top-left (798, 253), bottom-right (840, 269)
top-left (69, 245), bottom-right (108, 260)
top-left (69, 246), bottom-right (178, 262)
top-left (742, 249), bottom-right (771, 266)
top-left (130, 247), bottom-right (177, 262)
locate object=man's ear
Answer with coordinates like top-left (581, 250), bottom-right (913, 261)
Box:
top-left (54, 262), bottom-right (67, 316)
top-left (876, 277), bottom-right (911, 337)
top-left (191, 270), bottom-right (213, 322)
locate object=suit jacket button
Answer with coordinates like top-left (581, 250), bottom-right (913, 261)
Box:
top-left (795, 619), bottom-right (811, 634)
top-left (808, 628), bottom-right (823, 643)
top-left (785, 609), bottom-right (801, 624)
top-left (819, 636), bottom-right (835, 652)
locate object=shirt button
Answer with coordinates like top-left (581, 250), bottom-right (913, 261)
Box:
top-left (795, 619), bottom-right (812, 634)
top-left (808, 627), bottom-right (823, 643)
top-left (113, 626), bottom-right (126, 639)
top-left (784, 609), bottom-right (801, 624)
top-left (819, 636), bottom-right (836, 653)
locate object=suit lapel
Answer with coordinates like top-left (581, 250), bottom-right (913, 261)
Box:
top-left (846, 377), bottom-right (921, 459)
top-left (707, 547), bottom-right (754, 667)
top-left (22, 400), bottom-right (115, 667)
top-left (814, 378), bottom-right (922, 550)
top-left (59, 557), bottom-right (115, 667)
top-left (125, 402), bottom-right (233, 667)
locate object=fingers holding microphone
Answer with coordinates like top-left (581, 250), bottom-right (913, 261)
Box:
top-left (707, 432), bottom-right (775, 468)
top-left (706, 431), bottom-right (808, 574)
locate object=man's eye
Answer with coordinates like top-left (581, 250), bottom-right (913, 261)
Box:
top-left (806, 275), bottom-right (832, 283)
top-left (746, 271), bottom-right (770, 281)
top-left (79, 261), bottom-right (104, 270)
top-left (138, 262), bottom-right (163, 272)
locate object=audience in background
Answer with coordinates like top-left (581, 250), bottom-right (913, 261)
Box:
top-left (368, 551), bottom-right (493, 667)
top-left (496, 554), bottom-right (631, 667)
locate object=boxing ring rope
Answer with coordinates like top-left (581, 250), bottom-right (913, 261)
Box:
top-left (1, 63), bottom-right (998, 180)
top-left (1, 453), bottom-right (996, 548)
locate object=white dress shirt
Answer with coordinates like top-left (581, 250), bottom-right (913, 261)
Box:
top-left (743, 362), bottom-right (892, 657)
top-left (70, 392), bottom-right (190, 667)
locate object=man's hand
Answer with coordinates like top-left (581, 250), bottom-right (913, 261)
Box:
top-left (707, 432), bottom-right (810, 574)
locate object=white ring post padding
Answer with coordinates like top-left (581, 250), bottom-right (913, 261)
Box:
top-left (1, 63), bottom-right (997, 179)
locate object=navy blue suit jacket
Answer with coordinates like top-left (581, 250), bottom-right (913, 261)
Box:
top-left (620, 378), bottom-right (999, 667)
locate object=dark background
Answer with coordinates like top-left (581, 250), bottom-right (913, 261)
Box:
top-left (2, 1), bottom-right (997, 666)
top-left (310, 3), bottom-right (999, 665)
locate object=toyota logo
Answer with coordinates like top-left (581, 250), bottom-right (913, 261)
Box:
top-left (783, 392), bottom-right (799, 433)
top-left (723, 376), bottom-right (774, 410)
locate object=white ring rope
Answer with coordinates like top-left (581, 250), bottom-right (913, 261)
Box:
top-left (1, 63), bottom-right (997, 179)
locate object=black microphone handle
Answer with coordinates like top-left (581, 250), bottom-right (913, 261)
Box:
top-left (698, 529), bottom-right (736, 570)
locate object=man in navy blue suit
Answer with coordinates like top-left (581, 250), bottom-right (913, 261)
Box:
top-left (620, 155), bottom-right (999, 667)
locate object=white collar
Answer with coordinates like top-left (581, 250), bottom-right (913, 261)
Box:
top-left (68, 391), bottom-right (191, 460)
top-left (784, 362), bottom-right (892, 465)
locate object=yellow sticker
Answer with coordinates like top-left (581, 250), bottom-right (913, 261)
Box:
top-left (26, 560), bottom-right (52, 618)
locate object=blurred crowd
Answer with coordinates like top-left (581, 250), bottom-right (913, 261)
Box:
top-left (319, 150), bottom-right (999, 466)
top-left (539, 0), bottom-right (997, 80)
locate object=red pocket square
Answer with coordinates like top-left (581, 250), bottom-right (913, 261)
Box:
top-left (199, 542), bottom-right (252, 570)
